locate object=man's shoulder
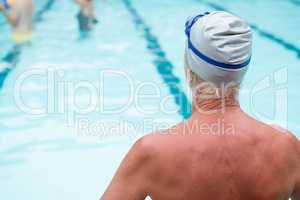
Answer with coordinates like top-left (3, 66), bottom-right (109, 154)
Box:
top-left (126, 133), bottom-right (175, 176)
top-left (133, 132), bottom-right (176, 155)
top-left (266, 126), bottom-right (300, 160)
top-left (251, 118), bottom-right (299, 147)
top-left (268, 125), bottom-right (299, 147)
top-left (132, 134), bottom-right (161, 158)
top-left (119, 134), bottom-right (163, 178)
top-left (131, 126), bottom-right (183, 160)
top-left (283, 131), bottom-right (300, 157)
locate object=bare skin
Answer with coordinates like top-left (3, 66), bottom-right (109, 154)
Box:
top-left (74, 0), bottom-right (97, 20)
top-left (101, 72), bottom-right (300, 200)
top-left (0, 0), bottom-right (34, 33)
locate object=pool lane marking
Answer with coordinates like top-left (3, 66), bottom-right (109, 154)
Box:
top-left (0, 0), bottom-right (57, 89)
top-left (202, 1), bottom-right (300, 60)
top-left (0, 67), bottom-right (11, 88)
top-left (290, 0), bottom-right (300, 6)
top-left (34, 0), bottom-right (56, 22)
top-left (122, 0), bottom-right (191, 119)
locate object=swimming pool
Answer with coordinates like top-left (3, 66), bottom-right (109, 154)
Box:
top-left (0, 0), bottom-right (299, 199)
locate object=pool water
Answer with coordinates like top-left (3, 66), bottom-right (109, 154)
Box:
top-left (0, 0), bottom-right (299, 199)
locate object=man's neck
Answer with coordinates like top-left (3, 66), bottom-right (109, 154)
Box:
top-left (191, 94), bottom-right (241, 115)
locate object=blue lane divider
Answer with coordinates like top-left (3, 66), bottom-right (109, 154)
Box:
top-left (0, 0), bottom-right (56, 89)
top-left (34, 0), bottom-right (56, 22)
top-left (203, 1), bottom-right (300, 60)
top-left (0, 68), bottom-right (11, 88)
top-left (290, 0), bottom-right (300, 6)
top-left (122, 0), bottom-right (192, 119)
top-left (0, 46), bottom-right (21, 88)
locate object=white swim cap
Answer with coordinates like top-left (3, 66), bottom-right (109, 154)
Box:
top-left (185, 11), bottom-right (252, 87)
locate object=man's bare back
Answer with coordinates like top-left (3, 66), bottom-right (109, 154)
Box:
top-left (100, 11), bottom-right (300, 200)
top-left (101, 109), bottom-right (300, 200)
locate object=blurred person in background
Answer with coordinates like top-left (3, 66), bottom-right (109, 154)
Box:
top-left (0, 0), bottom-right (34, 65)
top-left (74, 0), bottom-right (98, 33)
top-left (0, 0), bottom-right (34, 45)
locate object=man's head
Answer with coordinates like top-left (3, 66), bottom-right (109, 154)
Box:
top-left (184, 11), bottom-right (252, 101)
